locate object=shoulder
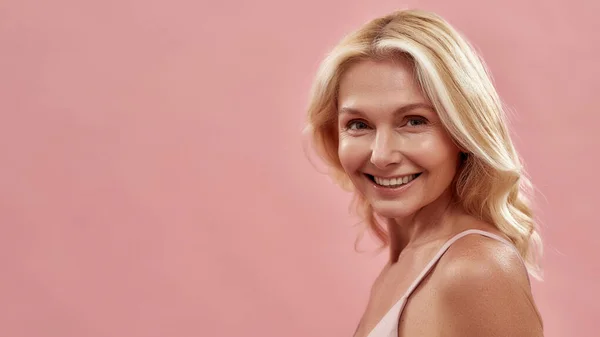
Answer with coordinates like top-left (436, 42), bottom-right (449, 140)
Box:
top-left (430, 233), bottom-right (543, 336)
top-left (438, 232), bottom-right (529, 287)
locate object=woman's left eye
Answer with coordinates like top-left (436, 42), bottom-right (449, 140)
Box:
top-left (406, 117), bottom-right (427, 127)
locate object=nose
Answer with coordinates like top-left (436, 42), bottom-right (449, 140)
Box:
top-left (370, 129), bottom-right (402, 169)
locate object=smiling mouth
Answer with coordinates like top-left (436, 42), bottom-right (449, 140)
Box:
top-left (365, 173), bottom-right (422, 188)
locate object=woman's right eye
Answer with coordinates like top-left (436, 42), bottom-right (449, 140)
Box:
top-left (347, 120), bottom-right (368, 130)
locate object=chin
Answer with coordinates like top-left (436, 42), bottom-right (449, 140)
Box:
top-left (370, 200), bottom-right (417, 219)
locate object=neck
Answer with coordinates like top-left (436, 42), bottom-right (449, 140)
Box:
top-left (387, 189), bottom-right (462, 262)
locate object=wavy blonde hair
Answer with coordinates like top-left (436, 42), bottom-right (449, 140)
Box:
top-left (304, 9), bottom-right (543, 280)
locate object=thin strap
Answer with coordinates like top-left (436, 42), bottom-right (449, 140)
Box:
top-left (401, 229), bottom-right (516, 300)
top-left (365, 229), bottom-right (522, 337)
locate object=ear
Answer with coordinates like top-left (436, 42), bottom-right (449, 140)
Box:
top-left (452, 139), bottom-right (469, 155)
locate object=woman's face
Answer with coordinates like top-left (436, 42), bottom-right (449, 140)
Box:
top-left (337, 58), bottom-right (461, 219)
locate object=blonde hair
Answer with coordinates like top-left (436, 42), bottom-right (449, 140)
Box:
top-left (304, 9), bottom-right (543, 280)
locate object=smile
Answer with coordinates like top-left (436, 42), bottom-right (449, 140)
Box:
top-left (366, 173), bottom-right (422, 188)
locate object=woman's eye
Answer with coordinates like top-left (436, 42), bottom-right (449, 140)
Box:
top-left (347, 120), bottom-right (369, 130)
top-left (406, 117), bottom-right (427, 127)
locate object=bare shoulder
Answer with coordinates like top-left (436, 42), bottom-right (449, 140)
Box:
top-left (430, 234), bottom-right (544, 337)
top-left (438, 233), bottom-right (530, 287)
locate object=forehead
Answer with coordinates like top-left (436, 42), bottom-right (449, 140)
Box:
top-left (337, 59), bottom-right (429, 111)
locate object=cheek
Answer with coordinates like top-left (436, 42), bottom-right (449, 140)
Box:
top-left (407, 131), bottom-right (460, 170)
top-left (338, 136), bottom-right (368, 173)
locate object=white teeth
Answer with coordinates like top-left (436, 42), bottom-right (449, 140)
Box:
top-left (374, 174), bottom-right (418, 187)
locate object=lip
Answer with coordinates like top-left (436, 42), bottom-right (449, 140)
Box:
top-left (370, 173), bottom-right (421, 180)
top-left (365, 173), bottom-right (421, 197)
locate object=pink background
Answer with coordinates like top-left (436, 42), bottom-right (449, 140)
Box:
top-left (1, 0), bottom-right (597, 336)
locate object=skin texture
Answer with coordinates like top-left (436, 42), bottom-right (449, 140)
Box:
top-left (337, 59), bottom-right (543, 337)
top-left (432, 235), bottom-right (544, 337)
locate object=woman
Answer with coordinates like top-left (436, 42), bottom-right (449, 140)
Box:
top-left (304, 9), bottom-right (544, 337)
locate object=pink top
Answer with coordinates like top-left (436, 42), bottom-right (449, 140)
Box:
top-left (365, 229), bottom-right (522, 337)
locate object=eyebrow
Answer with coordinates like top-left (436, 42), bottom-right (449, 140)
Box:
top-left (338, 103), bottom-right (434, 116)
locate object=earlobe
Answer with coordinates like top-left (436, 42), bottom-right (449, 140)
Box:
top-left (456, 152), bottom-right (470, 170)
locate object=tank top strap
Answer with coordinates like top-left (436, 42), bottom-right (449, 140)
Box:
top-left (364, 229), bottom-right (524, 337)
top-left (401, 229), bottom-right (519, 304)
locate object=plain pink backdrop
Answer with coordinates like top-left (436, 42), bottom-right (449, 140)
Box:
top-left (1, 0), bottom-right (598, 336)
